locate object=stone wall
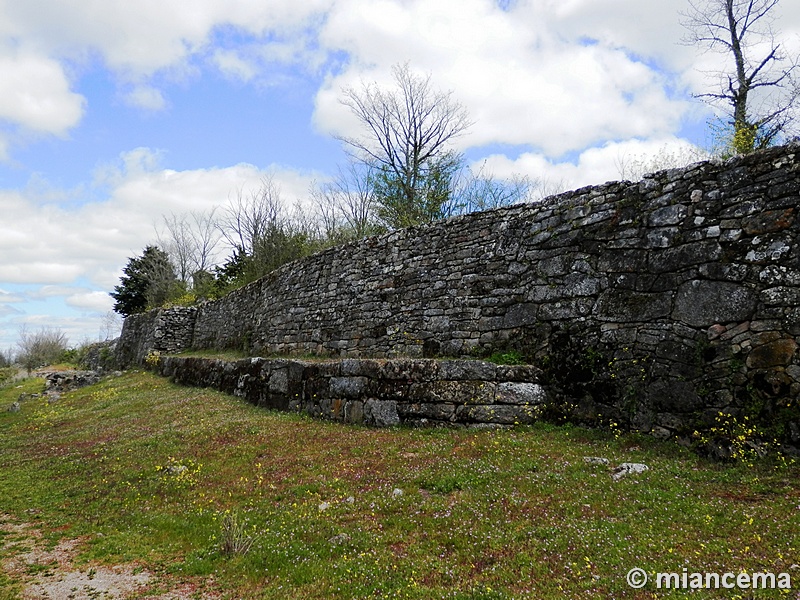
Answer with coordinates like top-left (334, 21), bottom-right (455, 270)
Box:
top-left (116, 306), bottom-right (197, 368)
top-left (117, 144), bottom-right (800, 447)
top-left (155, 355), bottom-right (546, 428)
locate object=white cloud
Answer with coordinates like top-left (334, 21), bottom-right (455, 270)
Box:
top-left (478, 136), bottom-right (707, 191)
top-left (65, 290), bottom-right (115, 313)
top-left (124, 85), bottom-right (168, 111)
top-left (534, 0), bottom-right (694, 70)
top-left (0, 304), bottom-right (22, 318)
top-left (15, 285), bottom-right (113, 314)
top-left (0, 0), bottom-right (337, 159)
top-left (313, 0), bottom-right (691, 157)
top-left (0, 263), bottom-right (84, 285)
top-left (0, 46), bottom-right (85, 138)
top-left (0, 288), bottom-right (24, 304)
top-left (0, 0), bottom-right (335, 76)
top-left (212, 49), bottom-right (259, 82)
top-left (1, 147), bottom-right (320, 289)
top-left (28, 285), bottom-right (84, 300)
top-left (0, 145), bottom-right (321, 348)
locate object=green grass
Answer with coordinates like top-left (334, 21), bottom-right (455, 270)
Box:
top-left (0, 370), bottom-right (798, 598)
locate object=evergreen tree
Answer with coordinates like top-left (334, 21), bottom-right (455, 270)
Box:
top-left (110, 246), bottom-right (179, 316)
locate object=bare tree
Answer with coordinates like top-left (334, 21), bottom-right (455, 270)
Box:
top-left (531, 177), bottom-right (568, 202)
top-left (187, 209), bottom-right (221, 274)
top-left (682, 0), bottom-right (800, 154)
top-left (216, 176), bottom-right (312, 284)
top-left (218, 176), bottom-right (284, 256)
top-left (16, 325), bottom-right (69, 372)
top-left (338, 63), bottom-right (473, 227)
top-left (100, 311), bottom-right (122, 341)
top-left (310, 161), bottom-right (382, 241)
top-left (156, 209), bottom-right (221, 285)
top-left (448, 162), bottom-right (536, 215)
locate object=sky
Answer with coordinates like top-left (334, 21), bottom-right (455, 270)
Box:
top-left (1, 0), bottom-right (799, 355)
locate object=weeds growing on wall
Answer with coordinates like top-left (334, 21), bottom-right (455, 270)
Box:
top-left (484, 350), bottom-right (526, 365)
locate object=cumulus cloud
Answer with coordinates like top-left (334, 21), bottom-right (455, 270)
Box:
top-left (124, 85), bottom-right (168, 111)
top-left (212, 49), bottom-right (259, 82)
top-left (0, 46), bottom-right (85, 155)
top-left (0, 304), bottom-right (22, 318)
top-left (313, 0), bottom-right (691, 157)
top-left (0, 0), bottom-right (336, 158)
top-left (0, 0), bottom-right (335, 77)
top-left (478, 137), bottom-right (707, 192)
top-left (65, 290), bottom-right (115, 313)
top-left (0, 146), bottom-right (321, 347)
top-left (2, 147), bottom-right (319, 289)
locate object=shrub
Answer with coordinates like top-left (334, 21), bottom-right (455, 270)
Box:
top-left (16, 326), bottom-right (69, 373)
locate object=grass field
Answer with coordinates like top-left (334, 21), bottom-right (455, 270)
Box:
top-left (0, 370), bottom-right (798, 598)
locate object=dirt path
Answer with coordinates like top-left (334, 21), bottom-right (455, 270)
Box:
top-left (0, 515), bottom-right (220, 600)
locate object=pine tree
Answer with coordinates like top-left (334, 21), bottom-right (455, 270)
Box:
top-left (110, 246), bottom-right (178, 316)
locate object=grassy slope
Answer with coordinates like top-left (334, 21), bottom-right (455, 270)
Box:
top-left (0, 371), bottom-right (798, 599)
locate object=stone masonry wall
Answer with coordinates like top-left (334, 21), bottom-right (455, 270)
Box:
top-left (155, 356), bottom-right (547, 428)
top-left (116, 306), bottom-right (197, 368)
top-left (117, 145), bottom-right (800, 448)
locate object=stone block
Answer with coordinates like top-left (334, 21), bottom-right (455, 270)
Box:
top-left (673, 280), bottom-right (757, 327)
top-left (409, 380), bottom-right (496, 404)
top-left (504, 303), bottom-right (538, 327)
top-left (595, 290), bottom-right (672, 322)
top-left (337, 359), bottom-right (376, 377)
top-left (648, 241), bottom-right (721, 273)
top-left (268, 368), bottom-right (289, 394)
top-left (649, 380), bottom-right (703, 413)
top-left (329, 376), bottom-right (369, 398)
top-left (746, 339), bottom-right (798, 368)
top-left (438, 360), bottom-right (497, 381)
top-left (344, 400), bottom-right (364, 424)
top-left (562, 273), bottom-right (602, 297)
top-left (456, 404), bottom-right (539, 425)
top-left (398, 402), bottom-right (456, 421)
top-left (539, 298), bottom-right (594, 320)
top-left (380, 359), bottom-right (440, 382)
top-left (761, 286), bottom-right (800, 306)
top-left (649, 204), bottom-right (689, 226)
top-left (496, 382), bottom-right (547, 405)
top-left (742, 208), bottom-right (795, 234)
top-left (495, 364), bottom-right (542, 381)
top-left (364, 399), bottom-right (400, 427)
top-left (597, 249), bottom-right (647, 273)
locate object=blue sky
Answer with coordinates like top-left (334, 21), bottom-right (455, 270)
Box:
top-left (1, 0), bottom-right (799, 354)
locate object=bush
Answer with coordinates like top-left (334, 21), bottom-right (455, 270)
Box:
top-left (16, 326), bottom-right (69, 372)
top-left (0, 367), bottom-right (16, 386)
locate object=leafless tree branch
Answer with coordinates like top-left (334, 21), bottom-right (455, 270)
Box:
top-left (681, 0), bottom-right (798, 152)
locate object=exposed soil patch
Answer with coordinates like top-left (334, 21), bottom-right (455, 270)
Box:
top-left (0, 515), bottom-right (219, 600)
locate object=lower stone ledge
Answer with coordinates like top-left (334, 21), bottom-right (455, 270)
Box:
top-left (153, 355), bottom-right (548, 428)
top-left (142, 354), bottom-right (800, 457)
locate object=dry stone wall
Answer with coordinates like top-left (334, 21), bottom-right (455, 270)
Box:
top-left (155, 356), bottom-right (547, 428)
top-left (118, 145), bottom-right (800, 448)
